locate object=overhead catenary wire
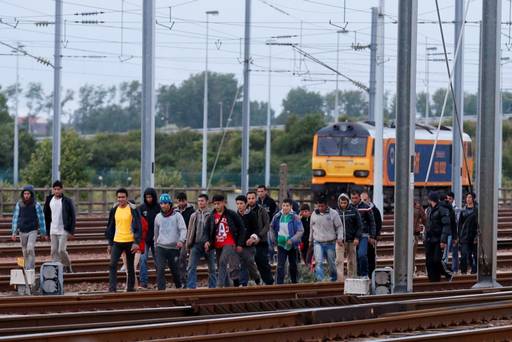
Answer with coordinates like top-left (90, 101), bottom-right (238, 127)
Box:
top-left (423, 0), bottom-right (472, 193)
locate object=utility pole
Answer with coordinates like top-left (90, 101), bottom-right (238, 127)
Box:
top-left (393, 0), bottom-right (417, 293)
top-left (13, 43), bottom-right (21, 185)
top-left (474, 0), bottom-right (502, 289)
top-left (265, 41), bottom-right (272, 187)
top-left (241, 0), bottom-right (251, 194)
top-left (335, 31), bottom-right (341, 121)
top-left (373, 1), bottom-right (385, 215)
top-left (219, 101), bottom-right (223, 129)
top-left (52, 0), bottom-right (63, 182)
top-left (368, 8), bottom-right (377, 122)
top-left (452, 0), bottom-right (464, 209)
top-left (141, 0), bottom-right (155, 194)
top-left (202, 10), bottom-right (219, 190)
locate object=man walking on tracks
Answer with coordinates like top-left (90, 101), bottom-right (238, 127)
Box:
top-left (425, 191), bottom-right (453, 282)
top-left (176, 192), bottom-right (194, 287)
top-left (203, 194), bottom-right (246, 287)
top-left (309, 196), bottom-right (344, 282)
top-left (350, 189), bottom-right (376, 278)
top-left (361, 190), bottom-right (382, 278)
top-left (337, 193), bottom-right (362, 279)
top-left (11, 185), bottom-right (47, 270)
top-left (105, 188), bottom-right (141, 292)
top-left (247, 191), bottom-right (274, 285)
top-left (186, 193), bottom-right (216, 289)
top-left (138, 187), bottom-right (160, 288)
top-left (236, 195), bottom-right (262, 286)
top-left (44, 180), bottom-right (76, 273)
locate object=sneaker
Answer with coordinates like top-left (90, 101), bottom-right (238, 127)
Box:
top-left (445, 272), bottom-right (453, 282)
top-left (140, 283), bottom-right (148, 289)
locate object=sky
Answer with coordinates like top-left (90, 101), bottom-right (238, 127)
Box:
top-left (0, 0), bottom-right (511, 119)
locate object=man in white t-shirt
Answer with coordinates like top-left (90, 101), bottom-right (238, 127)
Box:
top-left (44, 180), bottom-right (76, 273)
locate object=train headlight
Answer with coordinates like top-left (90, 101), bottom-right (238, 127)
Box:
top-left (313, 169), bottom-right (326, 177)
top-left (354, 170), bottom-right (369, 177)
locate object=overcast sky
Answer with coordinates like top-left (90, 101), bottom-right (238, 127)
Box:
top-left (0, 0), bottom-right (511, 119)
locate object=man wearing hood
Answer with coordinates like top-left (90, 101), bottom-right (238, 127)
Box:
top-left (138, 187), bottom-right (160, 288)
top-left (350, 189), bottom-right (376, 278)
top-left (337, 193), bottom-right (362, 279)
top-left (44, 180), bottom-right (76, 273)
top-left (176, 192), bottom-right (195, 287)
top-left (425, 191), bottom-right (453, 282)
top-left (105, 188), bottom-right (141, 292)
top-left (154, 193), bottom-right (187, 290)
top-left (11, 185), bottom-right (47, 270)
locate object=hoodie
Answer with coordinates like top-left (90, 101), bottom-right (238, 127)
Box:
top-left (337, 194), bottom-right (363, 242)
top-left (154, 209), bottom-right (187, 249)
top-left (138, 187), bottom-right (160, 244)
top-left (310, 206), bottom-right (344, 243)
top-left (12, 185), bottom-right (46, 235)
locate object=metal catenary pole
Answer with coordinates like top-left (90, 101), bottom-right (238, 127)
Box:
top-left (241, 0), bottom-right (251, 194)
top-left (452, 0), bottom-right (464, 208)
top-left (141, 0), bottom-right (156, 193)
top-left (474, 0), bottom-right (502, 289)
top-left (373, 1), bottom-right (385, 215)
top-left (265, 41), bottom-right (272, 187)
top-left (393, 0), bottom-right (417, 293)
top-left (52, 0), bottom-right (63, 182)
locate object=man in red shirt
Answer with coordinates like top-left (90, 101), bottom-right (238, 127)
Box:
top-left (203, 194), bottom-right (246, 287)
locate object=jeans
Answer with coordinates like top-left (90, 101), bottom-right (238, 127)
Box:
top-left (460, 241), bottom-right (477, 274)
top-left (238, 246), bottom-right (260, 286)
top-left (109, 242), bottom-right (135, 292)
top-left (156, 246), bottom-right (181, 290)
top-left (367, 243), bottom-right (377, 277)
top-left (216, 245), bottom-right (240, 288)
top-left (313, 241), bottom-right (337, 282)
top-left (254, 242), bottom-right (274, 285)
top-left (50, 233), bottom-right (71, 268)
top-left (139, 241), bottom-right (155, 286)
top-left (276, 246), bottom-right (298, 284)
top-left (357, 236), bottom-right (369, 277)
top-left (187, 243), bottom-right (217, 289)
top-left (442, 235), bottom-right (459, 273)
top-left (19, 230), bottom-right (37, 270)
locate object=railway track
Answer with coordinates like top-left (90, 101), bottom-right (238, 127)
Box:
top-left (2, 287), bottom-right (512, 341)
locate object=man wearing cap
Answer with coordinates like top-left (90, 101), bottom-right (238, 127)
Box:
top-left (337, 193), bottom-right (363, 279)
top-left (154, 193), bottom-right (187, 290)
top-left (425, 191), bottom-right (453, 282)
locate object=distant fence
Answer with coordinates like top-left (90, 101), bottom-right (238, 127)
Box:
top-left (1, 186), bottom-right (511, 216)
top-left (0, 186), bottom-right (313, 216)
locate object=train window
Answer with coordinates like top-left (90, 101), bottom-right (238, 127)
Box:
top-left (317, 136), bottom-right (367, 156)
top-left (317, 136), bottom-right (340, 156)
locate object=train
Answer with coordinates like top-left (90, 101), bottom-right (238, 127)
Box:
top-left (311, 121), bottom-right (474, 209)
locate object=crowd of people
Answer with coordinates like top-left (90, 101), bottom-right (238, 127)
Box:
top-left (9, 181), bottom-right (479, 292)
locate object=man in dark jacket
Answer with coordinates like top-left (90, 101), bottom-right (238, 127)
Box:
top-left (299, 203), bottom-right (312, 265)
top-left (11, 185), bottom-right (47, 270)
top-left (105, 188), bottom-right (141, 292)
top-left (138, 187), bottom-right (160, 288)
top-left (247, 191), bottom-right (274, 285)
top-left (203, 194), bottom-right (246, 287)
top-left (44, 180), bottom-right (76, 273)
top-left (458, 192), bottom-right (478, 274)
top-left (425, 191), bottom-right (453, 282)
top-left (256, 185), bottom-right (277, 219)
top-left (236, 195), bottom-right (262, 286)
top-left (361, 190), bottom-right (382, 278)
top-left (351, 189), bottom-right (376, 277)
top-left (441, 192), bottom-right (460, 273)
top-left (337, 193), bottom-right (362, 278)
top-left (176, 192), bottom-right (195, 287)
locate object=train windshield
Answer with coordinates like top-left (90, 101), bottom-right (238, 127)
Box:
top-left (317, 136), bottom-right (367, 156)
